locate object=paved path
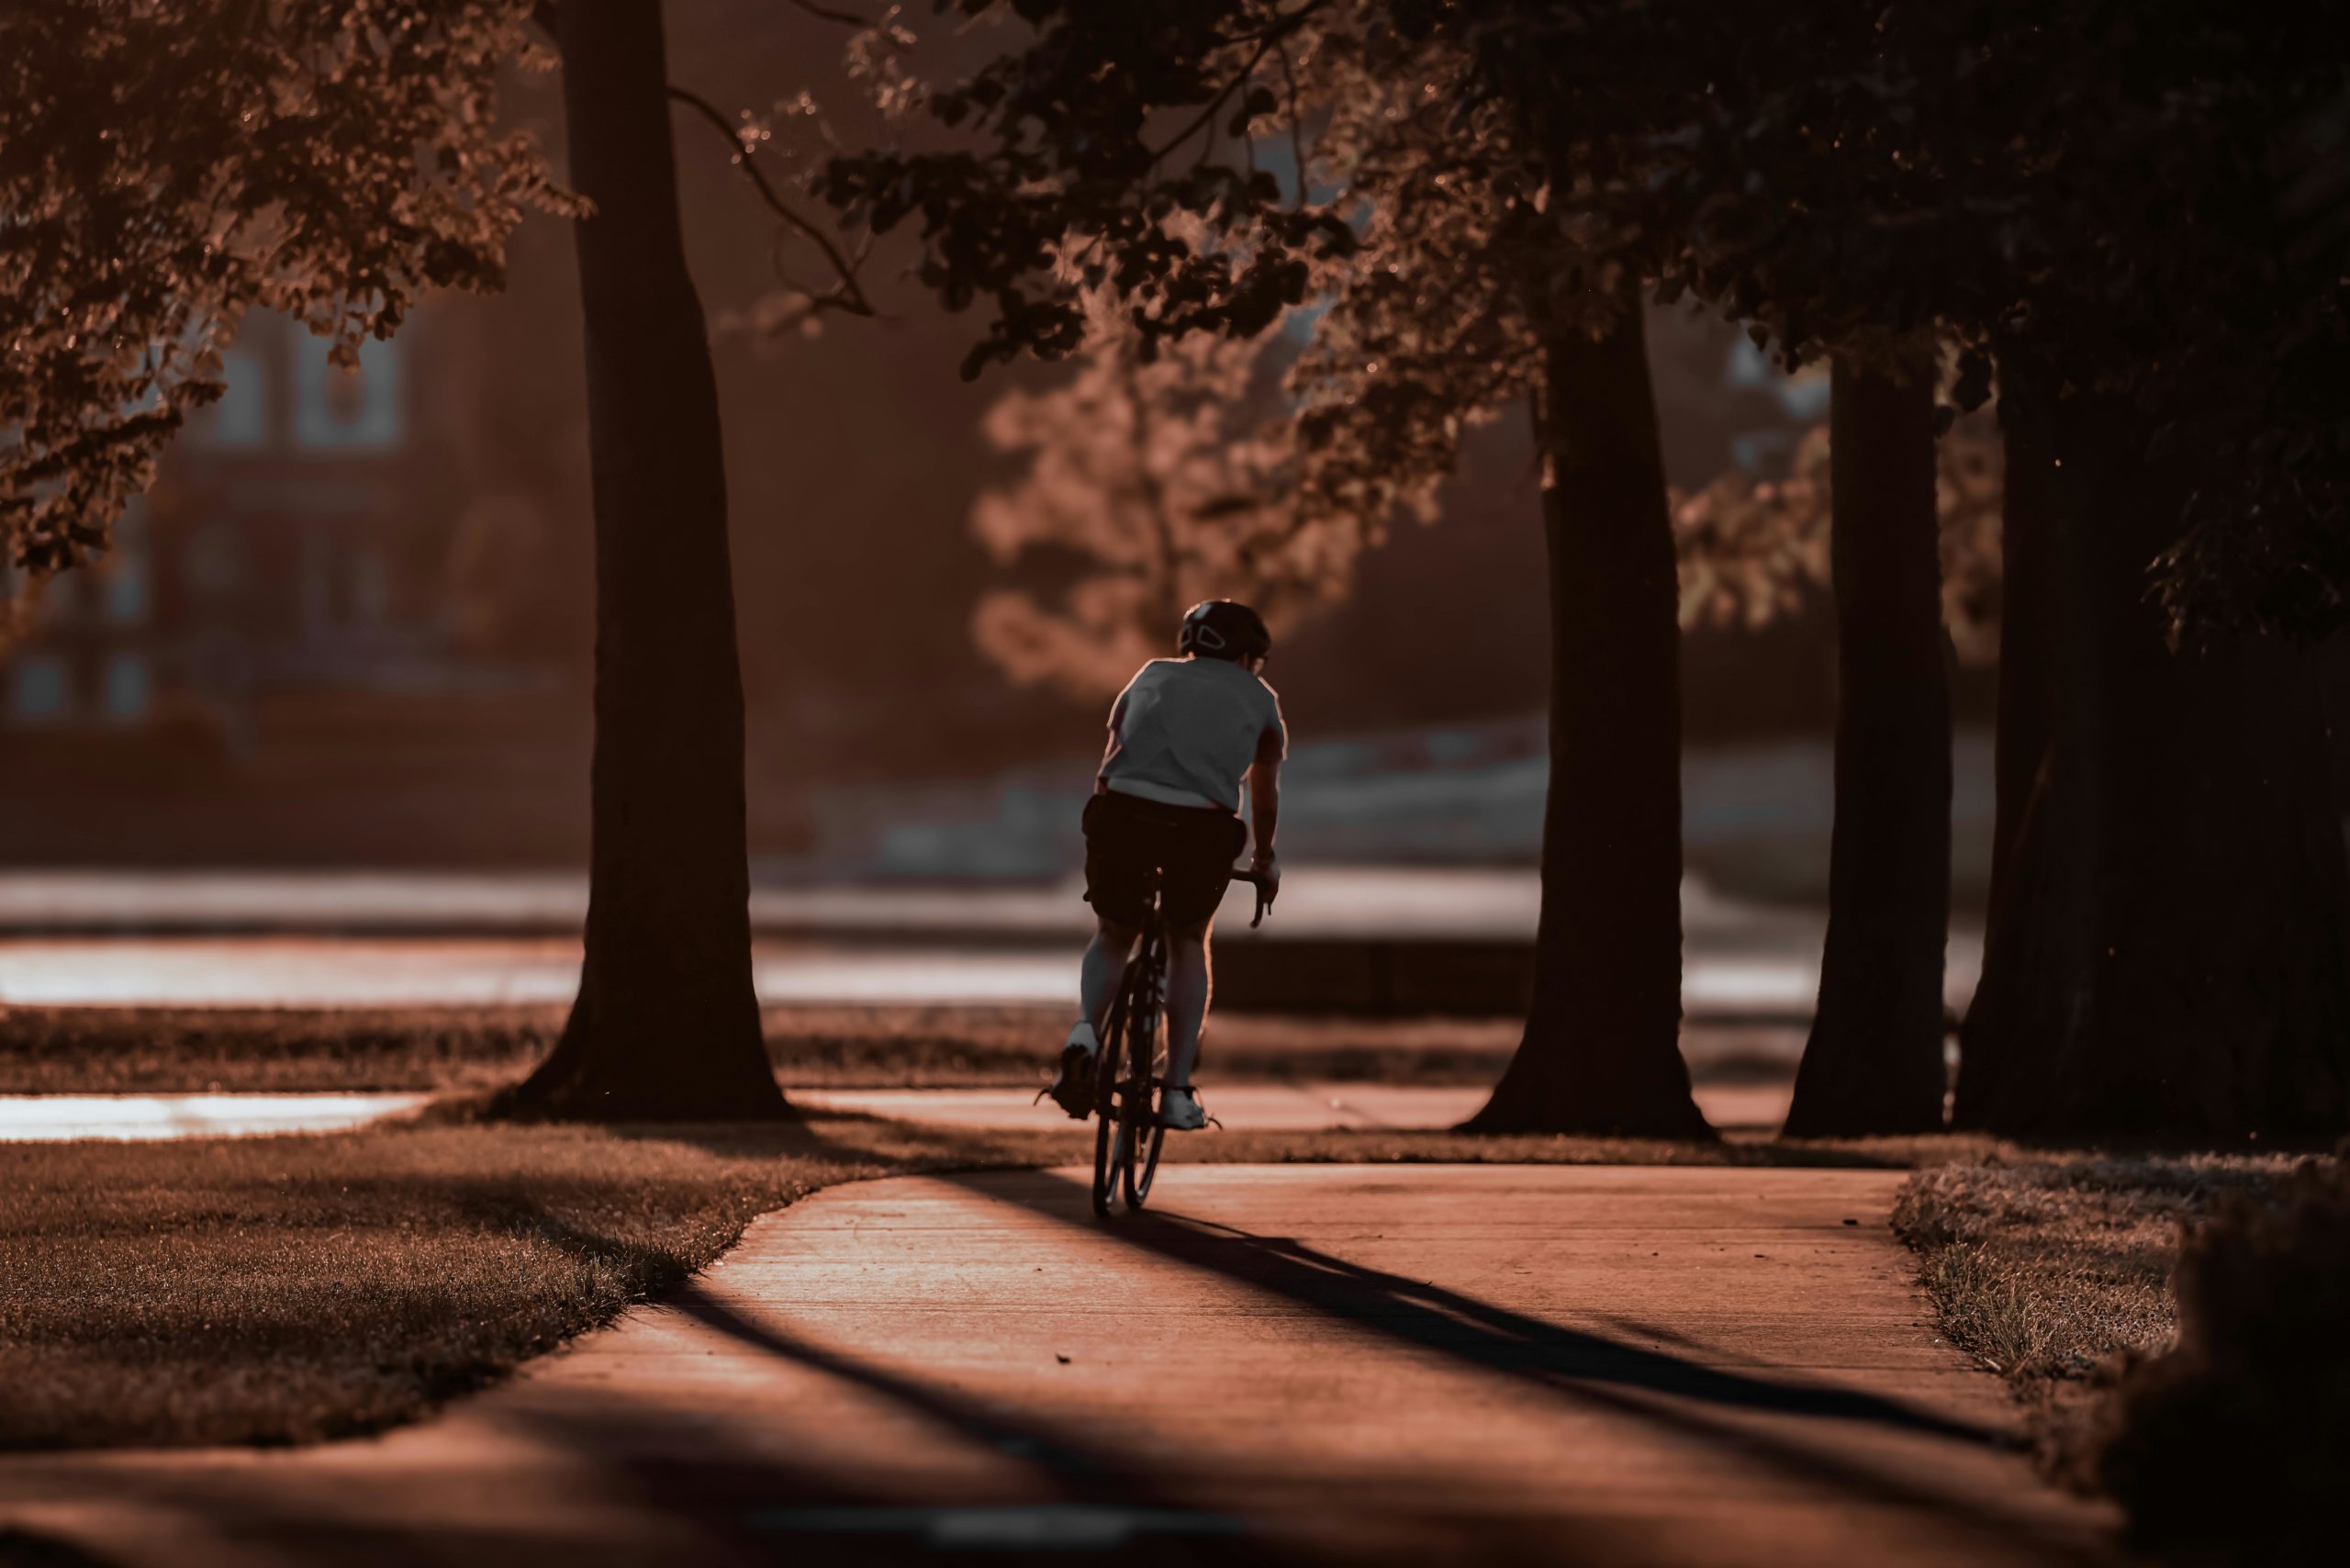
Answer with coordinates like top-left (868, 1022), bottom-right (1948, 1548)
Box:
top-left (0, 1166), bottom-right (2118, 1566)
top-left (0, 868), bottom-right (1812, 943)
top-left (796, 1081), bottom-right (1795, 1135)
top-left (0, 868), bottom-right (1981, 1014)
top-left (0, 1084), bottom-right (1786, 1143)
top-left (0, 1092), bottom-right (428, 1142)
top-left (0, 936), bottom-right (1879, 1014)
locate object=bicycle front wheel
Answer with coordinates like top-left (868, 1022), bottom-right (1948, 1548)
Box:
top-left (1124, 1115), bottom-right (1167, 1208)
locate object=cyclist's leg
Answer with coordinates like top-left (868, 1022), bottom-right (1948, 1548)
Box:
top-left (1058, 795), bottom-right (1154, 1114)
top-left (1079, 914), bottom-right (1141, 1039)
top-left (1156, 804), bottom-right (1242, 1108)
top-left (1075, 792), bottom-right (1151, 1047)
top-left (1164, 916), bottom-right (1211, 1088)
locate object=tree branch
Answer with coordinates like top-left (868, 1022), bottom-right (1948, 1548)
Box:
top-left (666, 84), bottom-right (878, 319)
top-left (535, 6), bottom-right (877, 322)
top-left (1278, 41), bottom-right (1310, 211)
top-left (1145, 1), bottom-right (1329, 165)
top-left (783, 0), bottom-right (871, 25)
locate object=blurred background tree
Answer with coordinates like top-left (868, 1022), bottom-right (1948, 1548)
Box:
top-left (967, 297), bottom-right (1325, 700)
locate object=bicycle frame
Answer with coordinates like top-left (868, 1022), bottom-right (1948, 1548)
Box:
top-left (1091, 875), bottom-right (1165, 1215)
top-left (1090, 867), bottom-right (1274, 1217)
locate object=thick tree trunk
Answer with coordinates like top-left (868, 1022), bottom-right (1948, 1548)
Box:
top-left (1986, 411), bottom-right (2056, 912)
top-left (1464, 306), bottom-right (1710, 1137)
top-left (1954, 402), bottom-right (2058, 1122)
top-left (501, 0), bottom-right (785, 1121)
top-left (1954, 393), bottom-right (2350, 1139)
top-left (1784, 354), bottom-right (1951, 1137)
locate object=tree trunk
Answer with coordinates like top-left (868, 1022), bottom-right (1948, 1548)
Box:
top-left (1784, 354), bottom-right (1951, 1137)
top-left (1954, 399), bottom-right (2058, 1123)
top-left (1954, 392), bottom-right (2350, 1139)
top-left (500, 0), bottom-right (785, 1121)
top-left (1463, 305), bottom-right (1710, 1137)
top-left (1986, 409), bottom-right (2056, 912)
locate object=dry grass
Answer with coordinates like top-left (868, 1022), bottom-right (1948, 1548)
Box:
top-left (1891, 1154), bottom-right (2290, 1476)
top-left (0, 1005), bottom-right (566, 1094)
top-left (0, 1004), bottom-right (1528, 1094)
top-left (2095, 1151), bottom-right (2350, 1562)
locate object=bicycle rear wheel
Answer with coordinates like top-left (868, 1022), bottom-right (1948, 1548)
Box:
top-left (1090, 967), bottom-right (1133, 1217)
top-left (1120, 977), bottom-right (1168, 1210)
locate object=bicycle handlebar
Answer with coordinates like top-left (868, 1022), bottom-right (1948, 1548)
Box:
top-left (1231, 868), bottom-right (1279, 928)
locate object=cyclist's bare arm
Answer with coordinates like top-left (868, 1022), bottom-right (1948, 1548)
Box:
top-left (1094, 690), bottom-right (1126, 793)
top-left (1248, 726), bottom-right (1281, 878)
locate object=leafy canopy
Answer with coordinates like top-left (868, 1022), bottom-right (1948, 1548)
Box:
top-left (829, 1), bottom-right (2350, 636)
top-left (0, 0), bottom-right (568, 581)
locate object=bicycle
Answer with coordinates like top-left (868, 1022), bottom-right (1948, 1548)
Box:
top-left (1090, 866), bottom-right (1277, 1216)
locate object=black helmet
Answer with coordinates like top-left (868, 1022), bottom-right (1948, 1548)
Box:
top-left (1178, 599), bottom-right (1271, 663)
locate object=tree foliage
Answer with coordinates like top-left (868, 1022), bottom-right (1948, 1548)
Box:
top-left (828, 2), bottom-right (2348, 640)
top-left (1597, 0), bottom-right (2350, 638)
top-left (1674, 410), bottom-right (2002, 664)
top-left (968, 296), bottom-right (1337, 699)
top-left (0, 0), bottom-right (568, 584)
top-left (822, 0), bottom-right (1633, 615)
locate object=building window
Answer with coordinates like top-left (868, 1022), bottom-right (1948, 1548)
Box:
top-left (39, 569), bottom-right (81, 627)
top-left (103, 654), bottom-right (151, 726)
top-left (104, 558), bottom-right (148, 625)
top-left (294, 334), bottom-right (402, 452)
top-left (105, 500), bottom-right (150, 625)
top-left (351, 545), bottom-right (390, 626)
top-left (206, 349), bottom-right (269, 447)
top-left (9, 654), bottom-right (72, 723)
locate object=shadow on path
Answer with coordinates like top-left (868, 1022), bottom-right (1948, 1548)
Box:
top-left (0, 1530), bottom-right (122, 1568)
top-left (1086, 1200), bottom-right (1989, 1442)
top-left (923, 1168), bottom-right (2113, 1566)
top-left (494, 1279), bottom-right (1624, 1566)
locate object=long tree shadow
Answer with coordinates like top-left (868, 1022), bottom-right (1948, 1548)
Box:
top-left (668, 1285), bottom-right (1153, 1501)
top-left (927, 1169), bottom-right (2116, 1565)
top-left (478, 1227), bottom-right (1630, 1565)
top-left (472, 1272), bottom-right (1670, 1568)
top-left (228, 1170), bottom-right (2102, 1567)
top-left (0, 1529), bottom-right (122, 1568)
top-left (1088, 1201), bottom-right (1990, 1441)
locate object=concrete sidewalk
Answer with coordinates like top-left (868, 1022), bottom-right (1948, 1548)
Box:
top-left (0, 1083), bottom-right (1788, 1144)
top-left (794, 1081), bottom-right (1796, 1135)
top-left (0, 1166), bottom-right (2122, 1567)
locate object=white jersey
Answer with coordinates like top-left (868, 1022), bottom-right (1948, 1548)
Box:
top-left (1098, 656), bottom-right (1286, 814)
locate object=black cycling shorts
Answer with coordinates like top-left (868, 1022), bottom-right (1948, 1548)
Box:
top-left (1081, 789), bottom-right (1248, 930)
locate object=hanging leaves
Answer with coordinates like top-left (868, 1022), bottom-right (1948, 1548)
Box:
top-left (0, 0), bottom-right (572, 588)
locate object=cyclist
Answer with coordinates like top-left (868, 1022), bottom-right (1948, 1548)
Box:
top-left (1047, 599), bottom-right (1285, 1129)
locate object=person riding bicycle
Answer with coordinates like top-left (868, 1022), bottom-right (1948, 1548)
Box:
top-left (1047, 599), bottom-right (1285, 1129)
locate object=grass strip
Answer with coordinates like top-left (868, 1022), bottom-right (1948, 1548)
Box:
top-left (0, 1004), bottom-right (1529, 1094)
top-left (1891, 1154), bottom-right (2288, 1478)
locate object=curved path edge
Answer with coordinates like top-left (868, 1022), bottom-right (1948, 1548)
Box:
top-left (0, 1164), bottom-right (2127, 1567)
